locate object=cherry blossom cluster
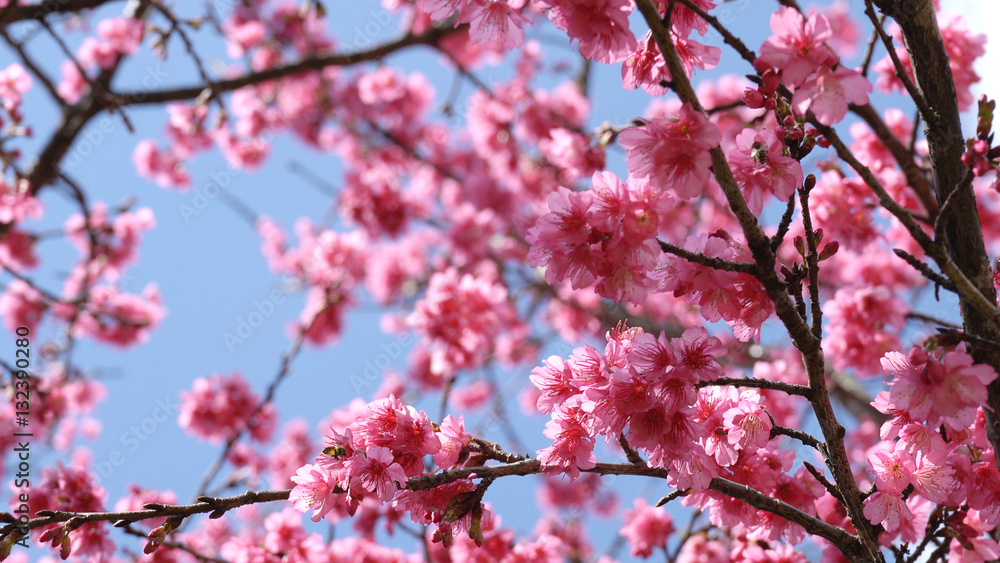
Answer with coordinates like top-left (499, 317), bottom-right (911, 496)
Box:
top-left (530, 325), bottom-right (829, 546)
top-left (838, 343), bottom-right (1000, 558)
top-left (57, 16), bottom-right (144, 104)
top-left (178, 371), bottom-right (277, 444)
top-left (6, 0), bottom-right (1000, 560)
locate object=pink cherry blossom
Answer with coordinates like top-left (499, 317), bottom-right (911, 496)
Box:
top-left (757, 6), bottom-right (837, 87)
top-left (723, 393), bottom-right (773, 452)
top-left (862, 490), bottom-right (911, 532)
top-left (178, 371), bottom-right (277, 444)
top-left (464, 0), bottom-right (529, 49)
top-left (620, 498), bottom-right (673, 558)
top-left (547, 0), bottom-right (637, 64)
top-left (881, 345), bottom-right (998, 431)
top-left (792, 65), bottom-right (872, 126)
top-left (728, 127), bottom-right (803, 214)
top-left (868, 446), bottom-right (913, 495)
top-left (537, 399), bottom-right (596, 479)
top-left (290, 463), bottom-right (344, 522)
top-left (619, 103), bottom-right (721, 200)
top-left (354, 446), bottom-right (407, 502)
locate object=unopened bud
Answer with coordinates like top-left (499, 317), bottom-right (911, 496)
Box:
top-left (819, 241), bottom-right (839, 261)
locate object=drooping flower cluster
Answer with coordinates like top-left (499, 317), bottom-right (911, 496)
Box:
top-left (859, 345), bottom-right (1000, 542)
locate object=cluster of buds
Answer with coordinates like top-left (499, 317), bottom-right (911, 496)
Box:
top-left (743, 62), bottom-right (782, 111)
top-left (144, 515), bottom-right (183, 554)
top-left (745, 61), bottom-right (829, 160)
top-left (963, 95), bottom-right (997, 177)
top-left (38, 523), bottom-right (75, 560)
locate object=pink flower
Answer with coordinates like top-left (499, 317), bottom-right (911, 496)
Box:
top-left (812, 2), bottom-right (860, 57)
top-left (434, 415), bottom-right (471, 469)
top-left (424, 0), bottom-right (469, 20)
top-left (407, 267), bottom-right (521, 374)
top-left (874, 16), bottom-right (985, 111)
top-left (757, 6), bottom-right (836, 87)
top-left (464, 0), bottom-right (529, 49)
top-left (131, 140), bottom-right (192, 189)
top-left (824, 286), bottom-right (907, 377)
top-left (290, 463), bottom-right (343, 522)
top-left (530, 355), bottom-right (580, 414)
top-left (0, 180), bottom-right (42, 224)
top-left (868, 446), bottom-right (913, 495)
top-left (910, 450), bottom-right (956, 503)
top-left (353, 446), bottom-right (407, 502)
top-left (65, 283), bottom-right (167, 347)
top-left (57, 61), bottom-right (88, 104)
top-left (547, 0), bottom-right (637, 64)
top-left (0, 63), bottom-right (32, 111)
top-left (722, 393), bottom-right (772, 452)
top-left (97, 17), bottom-right (144, 55)
top-left (77, 37), bottom-right (118, 70)
top-left (622, 33), bottom-right (670, 96)
top-left (620, 498), bottom-right (673, 558)
top-left (728, 127), bottom-right (803, 214)
top-left (0, 279), bottom-right (46, 333)
top-left (619, 103), bottom-right (721, 200)
top-left (537, 400), bottom-right (596, 479)
top-left (178, 371), bottom-right (277, 443)
top-left (792, 66), bottom-right (872, 126)
top-left (881, 345), bottom-right (997, 430)
top-left (862, 490), bottom-right (911, 532)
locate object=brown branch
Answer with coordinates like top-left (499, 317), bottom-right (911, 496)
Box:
top-left (848, 103), bottom-right (937, 217)
top-left (618, 432), bottom-right (645, 464)
top-left (863, 2), bottom-right (931, 120)
top-left (657, 240), bottom-right (758, 275)
top-left (122, 22), bottom-right (463, 107)
top-left (710, 477), bottom-right (865, 560)
top-left (870, 4), bottom-right (1000, 462)
top-left (0, 0), bottom-right (120, 25)
top-left (798, 177), bottom-right (823, 339)
top-left (0, 28), bottom-right (65, 107)
top-left (0, 489), bottom-right (291, 533)
top-left (634, 1), bottom-right (883, 558)
top-left (696, 376), bottom-right (813, 398)
top-left (21, 0), bottom-right (150, 202)
top-left (860, 16), bottom-right (883, 76)
top-left (770, 192), bottom-right (797, 252)
top-left (771, 421), bottom-right (824, 451)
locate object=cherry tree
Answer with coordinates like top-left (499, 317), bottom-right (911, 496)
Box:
top-left (0, 0), bottom-right (997, 561)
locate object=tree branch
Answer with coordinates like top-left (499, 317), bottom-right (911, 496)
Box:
top-left (0, 0), bottom-right (120, 25)
top-left (121, 22), bottom-right (463, 107)
top-left (633, 1), bottom-right (884, 558)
